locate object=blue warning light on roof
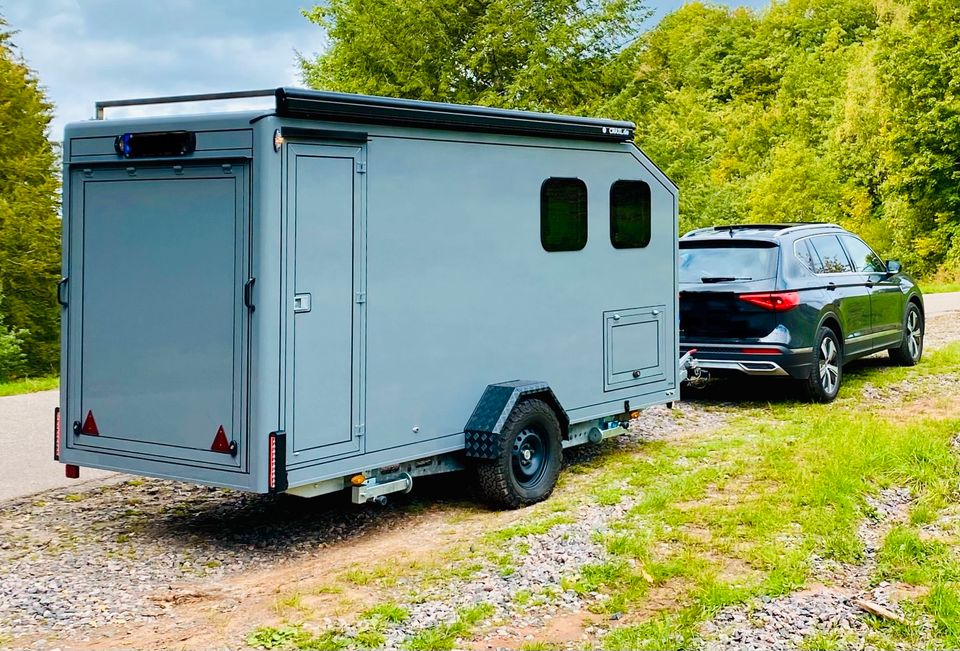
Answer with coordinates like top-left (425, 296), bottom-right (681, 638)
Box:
top-left (113, 131), bottom-right (196, 158)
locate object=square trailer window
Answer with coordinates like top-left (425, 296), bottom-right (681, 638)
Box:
top-left (610, 180), bottom-right (652, 249)
top-left (541, 178), bottom-right (588, 252)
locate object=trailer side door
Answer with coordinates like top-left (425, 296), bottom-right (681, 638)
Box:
top-left (283, 143), bottom-right (365, 464)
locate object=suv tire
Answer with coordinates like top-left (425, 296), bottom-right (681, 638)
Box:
top-left (888, 303), bottom-right (923, 366)
top-left (805, 327), bottom-right (842, 403)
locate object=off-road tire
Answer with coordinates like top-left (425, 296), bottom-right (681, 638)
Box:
top-left (888, 303), bottom-right (923, 367)
top-left (473, 398), bottom-right (562, 509)
top-left (804, 327), bottom-right (842, 403)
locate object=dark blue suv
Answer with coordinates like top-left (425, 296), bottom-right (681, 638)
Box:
top-left (679, 224), bottom-right (924, 402)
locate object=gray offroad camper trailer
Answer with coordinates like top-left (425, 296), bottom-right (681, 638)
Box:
top-left (57, 88), bottom-right (679, 508)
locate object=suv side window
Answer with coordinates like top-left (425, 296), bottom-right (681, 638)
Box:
top-left (839, 235), bottom-right (886, 273)
top-left (808, 235), bottom-right (853, 274)
top-left (795, 238), bottom-right (821, 273)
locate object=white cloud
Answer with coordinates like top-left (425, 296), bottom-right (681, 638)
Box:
top-left (4, 0), bottom-right (321, 138)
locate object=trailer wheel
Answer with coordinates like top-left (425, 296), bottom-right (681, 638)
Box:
top-left (474, 398), bottom-right (562, 509)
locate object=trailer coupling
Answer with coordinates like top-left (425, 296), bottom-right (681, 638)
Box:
top-left (352, 472), bottom-right (414, 505)
top-left (679, 349), bottom-right (710, 387)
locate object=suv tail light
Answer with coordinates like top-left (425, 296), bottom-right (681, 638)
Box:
top-left (739, 291), bottom-right (800, 312)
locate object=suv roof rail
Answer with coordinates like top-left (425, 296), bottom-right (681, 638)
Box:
top-left (773, 223), bottom-right (842, 235)
top-left (682, 222), bottom-right (844, 239)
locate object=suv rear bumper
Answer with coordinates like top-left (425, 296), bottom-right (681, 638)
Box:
top-left (680, 343), bottom-right (814, 380)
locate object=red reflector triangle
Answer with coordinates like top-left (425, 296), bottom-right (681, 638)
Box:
top-left (81, 410), bottom-right (99, 436)
top-left (211, 425), bottom-right (230, 453)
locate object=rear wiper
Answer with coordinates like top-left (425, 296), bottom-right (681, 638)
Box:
top-left (700, 276), bottom-right (753, 283)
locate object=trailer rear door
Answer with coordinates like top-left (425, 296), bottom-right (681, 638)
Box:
top-left (66, 163), bottom-right (250, 471)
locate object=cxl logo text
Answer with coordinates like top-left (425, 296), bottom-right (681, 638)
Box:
top-left (602, 126), bottom-right (630, 136)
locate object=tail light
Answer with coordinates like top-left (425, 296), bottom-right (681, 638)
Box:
top-left (739, 291), bottom-right (800, 312)
top-left (268, 434), bottom-right (276, 490)
top-left (268, 432), bottom-right (288, 493)
top-left (54, 407), bottom-right (61, 460)
top-left (741, 348), bottom-right (781, 355)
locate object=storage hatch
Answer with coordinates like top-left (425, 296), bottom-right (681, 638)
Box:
top-left (604, 306), bottom-right (668, 391)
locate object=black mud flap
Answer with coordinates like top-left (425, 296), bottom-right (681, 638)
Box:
top-left (463, 380), bottom-right (568, 460)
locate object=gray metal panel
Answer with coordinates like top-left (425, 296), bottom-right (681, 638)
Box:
top-left (284, 143), bottom-right (365, 462)
top-left (359, 135), bottom-right (678, 457)
top-left (65, 163), bottom-right (249, 471)
top-left (604, 306), bottom-right (667, 390)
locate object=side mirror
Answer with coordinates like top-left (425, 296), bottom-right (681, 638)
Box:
top-left (886, 260), bottom-right (902, 274)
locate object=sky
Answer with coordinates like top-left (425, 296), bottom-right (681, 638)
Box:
top-left (5, 0), bottom-right (768, 139)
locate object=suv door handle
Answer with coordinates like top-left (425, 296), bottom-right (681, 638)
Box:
top-left (827, 282), bottom-right (836, 291)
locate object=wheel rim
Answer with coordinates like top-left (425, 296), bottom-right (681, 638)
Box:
top-left (819, 336), bottom-right (839, 394)
top-left (906, 310), bottom-right (922, 361)
top-left (512, 427), bottom-right (547, 488)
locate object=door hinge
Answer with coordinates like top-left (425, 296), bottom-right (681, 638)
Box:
top-left (355, 424), bottom-right (366, 437)
top-left (356, 161), bottom-right (367, 174)
top-left (355, 291), bottom-right (366, 304)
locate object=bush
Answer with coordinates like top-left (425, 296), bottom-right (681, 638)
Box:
top-left (0, 294), bottom-right (27, 382)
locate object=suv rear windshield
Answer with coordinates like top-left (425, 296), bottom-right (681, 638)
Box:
top-left (679, 241), bottom-right (779, 284)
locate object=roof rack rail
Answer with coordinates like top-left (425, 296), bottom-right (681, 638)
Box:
top-left (93, 87), bottom-right (636, 143)
top-left (95, 89), bottom-right (277, 120)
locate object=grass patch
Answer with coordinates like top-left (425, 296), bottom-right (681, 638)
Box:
top-left (0, 375), bottom-right (58, 397)
top-left (583, 346), bottom-right (960, 648)
top-left (247, 625), bottom-right (313, 650)
top-left (482, 513), bottom-right (574, 544)
top-left (921, 280), bottom-right (960, 294)
top-left (361, 601), bottom-right (410, 624)
top-left (400, 603), bottom-right (495, 650)
top-left (927, 583), bottom-right (960, 647)
top-left (341, 563), bottom-right (400, 587)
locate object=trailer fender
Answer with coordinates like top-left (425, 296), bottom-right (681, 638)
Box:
top-left (463, 381), bottom-right (569, 460)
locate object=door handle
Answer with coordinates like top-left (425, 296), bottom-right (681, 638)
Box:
top-left (293, 293), bottom-right (312, 313)
top-left (827, 282), bottom-right (836, 291)
top-left (57, 277), bottom-right (69, 307)
top-left (243, 277), bottom-right (256, 312)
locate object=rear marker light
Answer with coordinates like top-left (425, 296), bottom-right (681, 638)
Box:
top-left (268, 434), bottom-right (277, 490)
top-left (65, 465), bottom-right (79, 479)
top-left (268, 432), bottom-right (288, 493)
top-left (739, 291), bottom-right (800, 312)
top-left (742, 348), bottom-right (781, 355)
top-left (54, 407), bottom-right (61, 461)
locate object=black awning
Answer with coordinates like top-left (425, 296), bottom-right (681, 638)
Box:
top-left (274, 87), bottom-right (635, 143)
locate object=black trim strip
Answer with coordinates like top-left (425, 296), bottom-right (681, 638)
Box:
top-left (279, 126), bottom-right (368, 143)
top-left (275, 88), bottom-right (634, 143)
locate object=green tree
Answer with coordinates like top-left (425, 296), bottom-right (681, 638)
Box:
top-left (299, 0), bottom-right (960, 276)
top-left (300, 0), bottom-right (649, 113)
top-left (0, 17), bottom-right (60, 374)
top-left (0, 290), bottom-right (27, 382)
top-left (874, 0), bottom-right (960, 273)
